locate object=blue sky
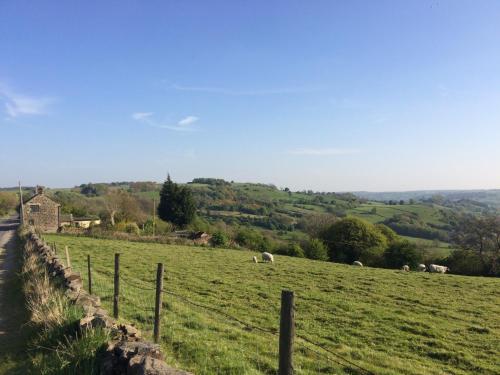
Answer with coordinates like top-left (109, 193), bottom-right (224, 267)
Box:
top-left (1, 0), bottom-right (500, 191)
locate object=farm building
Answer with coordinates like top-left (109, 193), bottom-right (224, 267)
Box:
top-left (22, 186), bottom-right (61, 232)
top-left (173, 230), bottom-right (212, 244)
top-left (60, 214), bottom-right (101, 228)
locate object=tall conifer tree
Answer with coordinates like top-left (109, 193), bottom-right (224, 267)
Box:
top-left (158, 175), bottom-right (195, 227)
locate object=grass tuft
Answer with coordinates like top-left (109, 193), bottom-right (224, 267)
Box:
top-left (19, 236), bottom-right (109, 375)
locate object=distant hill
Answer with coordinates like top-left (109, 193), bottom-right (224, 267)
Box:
top-left (353, 189), bottom-right (500, 206)
top-left (10, 179), bottom-right (500, 258)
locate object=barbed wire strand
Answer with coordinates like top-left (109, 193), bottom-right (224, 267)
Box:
top-left (296, 334), bottom-right (374, 375)
top-left (296, 339), bottom-right (374, 375)
top-left (54, 247), bottom-right (374, 375)
top-left (162, 289), bottom-right (278, 336)
top-left (160, 289), bottom-right (375, 375)
top-left (97, 270), bottom-right (372, 375)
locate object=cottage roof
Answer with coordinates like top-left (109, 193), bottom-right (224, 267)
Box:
top-left (24, 192), bottom-right (61, 206)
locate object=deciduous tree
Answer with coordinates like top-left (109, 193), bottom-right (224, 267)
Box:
top-left (320, 217), bottom-right (388, 265)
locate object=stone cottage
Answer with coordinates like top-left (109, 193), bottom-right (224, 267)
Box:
top-left (23, 186), bottom-right (61, 232)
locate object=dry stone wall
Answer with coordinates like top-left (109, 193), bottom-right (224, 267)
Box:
top-left (25, 230), bottom-right (192, 375)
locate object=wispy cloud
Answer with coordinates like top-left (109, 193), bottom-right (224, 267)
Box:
top-left (0, 84), bottom-right (53, 118)
top-left (132, 112), bottom-right (153, 120)
top-left (288, 148), bottom-right (361, 156)
top-left (178, 115), bottom-right (198, 126)
top-left (132, 112), bottom-right (199, 132)
top-left (171, 84), bottom-right (321, 96)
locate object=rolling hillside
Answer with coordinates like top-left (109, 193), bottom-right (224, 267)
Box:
top-left (19, 180), bottom-right (500, 258)
top-left (141, 180), bottom-right (456, 245)
top-left (46, 234), bottom-right (500, 375)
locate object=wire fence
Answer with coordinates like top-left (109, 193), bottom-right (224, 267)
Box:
top-left (46, 239), bottom-right (375, 375)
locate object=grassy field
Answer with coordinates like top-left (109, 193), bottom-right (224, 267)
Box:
top-left (399, 236), bottom-right (454, 259)
top-left (46, 234), bottom-right (500, 375)
top-left (347, 203), bottom-right (448, 225)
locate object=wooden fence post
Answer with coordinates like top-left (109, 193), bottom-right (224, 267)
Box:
top-left (114, 253), bottom-right (120, 319)
top-left (65, 246), bottom-right (71, 268)
top-left (87, 255), bottom-right (92, 294)
top-left (279, 290), bottom-right (295, 375)
top-left (154, 263), bottom-right (164, 343)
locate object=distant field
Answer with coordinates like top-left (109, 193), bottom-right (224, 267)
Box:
top-left (347, 203), bottom-right (448, 225)
top-left (86, 183), bottom-right (457, 247)
top-left (232, 183), bottom-right (310, 202)
top-left (46, 234), bottom-right (500, 375)
top-left (208, 210), bottom-right (265, 219)
top-left (399, 236), bottom-right (455, 259)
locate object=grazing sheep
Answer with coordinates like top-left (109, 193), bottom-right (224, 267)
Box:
top-left (418, 264), bottom-right (426, 272)
top-left (252, 256), bottom-right (258, 263)
top-left (402, 265), bottom-right (410, 272)
top-left (352, 261), bottom-right (363, 267)
top-left (262, 252), bottom-right (274, 263)
top-left (429, 264), bottom-right (449, 274)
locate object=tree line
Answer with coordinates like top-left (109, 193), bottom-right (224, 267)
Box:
top-left (32, 177), bottom-right (500, 277)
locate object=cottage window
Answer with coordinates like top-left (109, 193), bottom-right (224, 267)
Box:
top-left (30, 204), bottom-right (40, 212)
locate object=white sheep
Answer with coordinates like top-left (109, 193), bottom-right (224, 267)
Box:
top-left (417, 264), bottom-right (426, 272)
top-left (429, 264), bottom-right (449, 273)
top-left (252, 256), bottom-right (258, 263)
top-left (262, 252), bottom-right (274, 263)
top-left (352, 261), bottom-right (363, 267)
top-left (402, 265), bottom-right (410, 272)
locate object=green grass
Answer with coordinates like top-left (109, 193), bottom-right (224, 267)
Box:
top-left (347, 204), bottom-right (448, 225)
top-left (109, 183), bottom-right (456, 247)
top-left (0, 233), bottom-right (32, 375)
top-left (399, 236), bottom-right (455, 259)
top-left (28, 323), bottom-right (109, 375)
top-left (46, 234), bottom-right (500, 375)
top-left (209, 210), bottom-right (265, 219)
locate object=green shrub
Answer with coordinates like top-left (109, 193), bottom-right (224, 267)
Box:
top-left (143, 218), bottom-right (173, 235)
top-left (276, 243), bottom-right (305, 258)
top-left (320, 217), bottom-right (387, 265)
top-left (288, 244), bottom-right (305, 258)
top-left (304, 238), bottom-right (328, 260)
top-left (384, 240), bottom-right (423, 269)
top-left (445, 250), bottom-right (488, 276)
top-left (211, 231), bottom-right (229, 247)
top-left (115, 221), bottom-right (140, 235)
top-left (234, 227), bottom-right (272, 251)
top-left (0, 191), bottom-right (18, 216)
top-left (188, 216), bottom-right (211, 233)
top-left (375, 223), bottom-right (398, 244)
